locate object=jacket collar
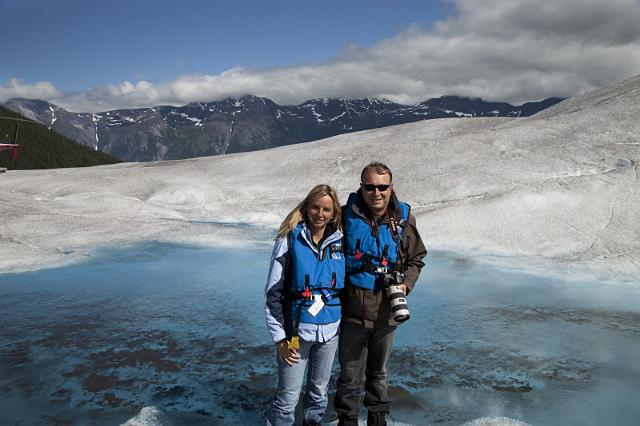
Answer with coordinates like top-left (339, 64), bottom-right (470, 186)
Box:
top-left (351, 189), bottom-right (402, 223)
top-left (298, 221), bottom-right (342, 252)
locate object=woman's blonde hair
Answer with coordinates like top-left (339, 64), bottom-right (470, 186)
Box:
top-left (277, 184), bottom-right (342, 238)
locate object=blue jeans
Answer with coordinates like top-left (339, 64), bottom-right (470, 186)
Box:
top-left (267, 334), bottom-right (339, 426)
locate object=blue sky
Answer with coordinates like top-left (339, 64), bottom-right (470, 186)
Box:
top-left (1, 0), bottom-right (640, 112)
top-left (1, 0), bottom-right (451, 90)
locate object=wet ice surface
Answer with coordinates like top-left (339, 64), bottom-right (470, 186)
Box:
top-left (1, 239), bottom-right (639, 425)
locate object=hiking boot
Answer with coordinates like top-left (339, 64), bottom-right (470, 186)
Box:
top-left (337, 415), bottom-right (359, 426)
top-left (367, 411), bottom-right (388, 426)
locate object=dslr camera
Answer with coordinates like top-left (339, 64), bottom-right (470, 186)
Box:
top-left (383, 271), bottom-right (410, 322)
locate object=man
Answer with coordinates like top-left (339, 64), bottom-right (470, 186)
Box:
top-left (334, 162), bottom-right (427, 426)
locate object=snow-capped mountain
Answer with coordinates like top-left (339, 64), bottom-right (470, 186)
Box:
top-left (3, 95), bottom-right (563, 162)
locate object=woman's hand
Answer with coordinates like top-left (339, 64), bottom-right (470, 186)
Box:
top-left (277, 339), bottom-right (300, 366)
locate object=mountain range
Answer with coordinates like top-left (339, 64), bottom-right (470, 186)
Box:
top-left (3, 95), bottom-right (563, 162)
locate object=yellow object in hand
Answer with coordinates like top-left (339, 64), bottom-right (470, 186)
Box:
top-left (288, 336), bottom-right (300, 350)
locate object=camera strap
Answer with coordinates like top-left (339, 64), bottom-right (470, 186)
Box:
top-left (388, 213), bottom-right (405, 273)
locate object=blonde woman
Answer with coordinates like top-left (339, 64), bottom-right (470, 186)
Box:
top-left (265, 184), bottom-right (345, 426)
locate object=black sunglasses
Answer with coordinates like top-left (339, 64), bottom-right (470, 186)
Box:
top-left (362, 183), bottom-right (390, 192)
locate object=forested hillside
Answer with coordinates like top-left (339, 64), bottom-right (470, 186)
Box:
top-left (0, 107), bottom-right (120, 169)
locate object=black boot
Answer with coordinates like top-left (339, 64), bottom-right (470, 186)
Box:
top-left (367, 411), bottom-right (388, 426)
top-left (337, 415), bottom-right (359, 426)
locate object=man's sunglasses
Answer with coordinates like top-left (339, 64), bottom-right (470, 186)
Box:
top-left (362, 183), bottom-right (390, 192)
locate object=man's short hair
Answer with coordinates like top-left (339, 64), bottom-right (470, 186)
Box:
top-left (361, 161), bottom-right (393, 182)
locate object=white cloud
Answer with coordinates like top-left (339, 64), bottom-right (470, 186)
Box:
top-left (446, 0), bottom-right (640, 44)
top-left (0, 78), bottom-right (62, 103)
top-left (4, 0), bottom-right (640, 112)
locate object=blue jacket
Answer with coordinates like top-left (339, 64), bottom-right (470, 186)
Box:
top-left (265, 222), bottom-right (344, 343)
top-left (344, 192), bottom-right (410, 291)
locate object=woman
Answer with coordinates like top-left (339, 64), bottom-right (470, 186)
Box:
top-left (265, 184), bottom-right (345, 426)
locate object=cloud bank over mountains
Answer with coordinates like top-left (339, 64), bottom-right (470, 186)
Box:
top-left (0, 79), bottom-right (62, 103)
top-left (3, 0), bottom-right (640, 112)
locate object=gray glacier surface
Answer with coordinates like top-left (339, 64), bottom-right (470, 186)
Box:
top-left (0, 75), bottom-right (639, 281)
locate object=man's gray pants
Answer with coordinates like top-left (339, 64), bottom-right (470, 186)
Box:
top-left (333, 321), bottom-right (396, 418)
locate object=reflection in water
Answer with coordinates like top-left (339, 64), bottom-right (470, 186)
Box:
top-left (0, 244), bottom-right (639, 425)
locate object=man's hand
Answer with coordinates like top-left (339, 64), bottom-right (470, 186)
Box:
top-left (397, 284), bottom-right (408, 296)
top-left (277, 340), bottom-right (300, 366)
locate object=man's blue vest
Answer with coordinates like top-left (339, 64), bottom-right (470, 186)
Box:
top-left (289, 222), bottom-right (344, 325)
top-left (344, 192), bottom-right (410, 291)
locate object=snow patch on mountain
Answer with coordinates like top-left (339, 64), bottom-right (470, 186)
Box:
top-left (92, 114), bottom-right (100, 148)
top-left (330, 112), bottom-right (346, 122)
top-left (49, 105), bottom-right (57, 127)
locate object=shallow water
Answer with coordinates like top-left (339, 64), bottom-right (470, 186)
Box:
top-left (0, 239), bottom-right (639, 425)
